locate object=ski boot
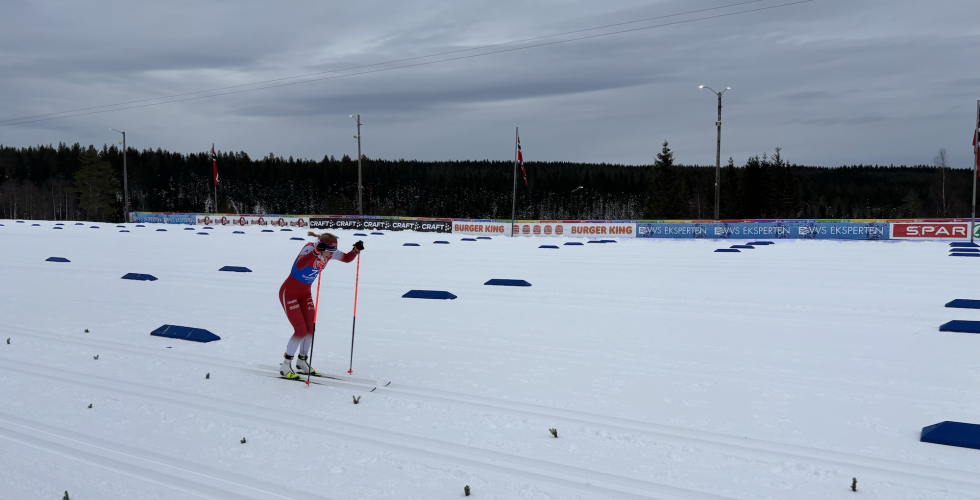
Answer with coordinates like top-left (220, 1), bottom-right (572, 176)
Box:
top-left (295, 355), bottom-right (317, 376)
top-left (280, 354), bottom-right (300, 379)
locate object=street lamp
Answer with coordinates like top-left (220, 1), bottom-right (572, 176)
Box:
top-left (109, 128), bottom-right (130, 222)
top-left (570, 186), bottom-right (584, 219)
top-left (699, 85), bottom-right (730, 221)
top-left (350, 115), bottom-right (363, 217)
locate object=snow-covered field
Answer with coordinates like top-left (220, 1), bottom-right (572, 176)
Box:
top-left (0, 219), bottom-right (978, 500)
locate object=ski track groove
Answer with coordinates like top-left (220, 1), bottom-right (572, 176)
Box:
top-left (0, 358), bottom-right (732, 500)
top-left (4, 325), bottom-right (979, 493)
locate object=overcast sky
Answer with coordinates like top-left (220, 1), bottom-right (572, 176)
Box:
top-left (1, 0), bottom-right (977, 167)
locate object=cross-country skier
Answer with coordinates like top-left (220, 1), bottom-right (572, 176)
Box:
top-left (279, 231), bottom-right (364, 379)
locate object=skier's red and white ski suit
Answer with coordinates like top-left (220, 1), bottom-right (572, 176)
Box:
top-left (279, 242), bottom-right (356, 351)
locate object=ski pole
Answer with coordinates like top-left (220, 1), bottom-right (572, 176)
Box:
top-left (347, 252), bottom-right (361, 374)
top-left (306, 263), bottom-right (324, 386)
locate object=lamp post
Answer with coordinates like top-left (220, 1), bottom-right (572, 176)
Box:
top-left (570, 186), bottom-right (583, 219)
top-left (109, 128), bottom-right (129, 222)
top-left (698, 85), bottom-right (730, 221)
top-left (350, 114), bottom-right (363, 217)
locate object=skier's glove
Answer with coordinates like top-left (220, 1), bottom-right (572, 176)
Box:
top-left (353, 240), bottom-right (365, 253)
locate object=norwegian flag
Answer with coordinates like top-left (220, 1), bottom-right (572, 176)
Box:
top-left (211, 144), bottom-right (219, 187)
top-left (517, 132), bottom-right (528, 186)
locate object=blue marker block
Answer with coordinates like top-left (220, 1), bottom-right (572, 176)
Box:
top-left (31, 224), bottom-right (40, 226)
top-left (485, 279), bottom-right (531, 287)
top-left (280, 228), bottom-right (292, 231)
top-left (461, 238), bottom-right (477, 241)
top-left (150, 324), bottom-right (220, 343)
top-left (117, 225), bottom-right (126, 228)
top-left (950, 242), bottom-right (979, 248)
top-left (184, 227), bottom-right (195, 230)
top-left (433, 241), bottom-right (449, 244)
top-left (564, 242), bottom-right (584, 245)
top-left (53, 227), bottom-right (63, 230)
top-left (477, 236), bottom-right (492, 240)
top-left (56, 223), bottom-right (64, 226)
top-left (586, 240), bottom-right (605, 244)
top-left (539, 245), bottom-right (559, 249)
top-left (946, 299), bottom-right (980, 309)
top-left (290, 237), bottom-right (304, 240)
top-left (939, 320), bottom-right (980, 333)
top-left (233, 231), bottom-right (244, 234)
top-left (402, 290), bottom-right (457, 300)
top-left (197, 232), bottom-right (208, 235)
top-left (120, 230), bottom-right (130, 233)
top-left (715, 248), bottom-right (740, 253)
top-left (749, 241), bottom-right (774, 245)
top-left (136, 224), bottom-right (145, 227)
top-left (262, 229), bottom-right (274, 232)
top-left (371, 232), bottom-right (384, 235)
top-left (950, 253), bottom-right (980, 257)
top-left (354, 233), bottom-right (368, 236)
top-left (600, 240), bottom-right (617, 243)
top-left (219, 266), bottom-right (252, 273)
top-left (16, 221), bottom-right (24, 223)
top-left (156, 229), bottom-right (167, 232)
top-left (950, 248), bottom-right (980, 253)
top-left (45, 257), bottom-right (70, 263)
top-left (203, 226), bottom-right (214, 229)
top-left (403, 243), bottom-right (420, 246)
top-left (731, 245), bottom-right (754, 249)
top-left (920, 421), bottom-right (980, 450)
top-left (90, 226), bottom-right (99, 229)
top-left (122, 273), bottom-right (158, 281)
top-left (75, 222), bottom-right (83, 225)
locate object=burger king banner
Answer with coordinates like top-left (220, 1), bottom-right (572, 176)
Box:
top-left (509, 221), bottom-right (636, 238)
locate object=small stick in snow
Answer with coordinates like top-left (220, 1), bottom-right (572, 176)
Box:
top-left (87, 404), bottom-right (92, 409)
top-left (851, 478), bottom-right (857, 492)
top-left (63, 492), bottom-right (70, 500)
top-left (241, 437), bottom-right (246, 444)
top-left (84, 329), bottom-right (89, 333)
top-left (464, 485), bottom-right (470, 496)
top-left (549, 428), bottom-right (558, 438)
top-left (206, 372), bottom-right (210, 379)
top-left (93, 355), bottom-right (99, 360)
top-left (353, 396), bottom-right (361, 404)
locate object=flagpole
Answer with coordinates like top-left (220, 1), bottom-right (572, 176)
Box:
top-left (511, 127), bottom-right (518, 238)
top-left (213, 143), bottom-right (218, 214)
top-left (972, 100), bottom-right (978, 244)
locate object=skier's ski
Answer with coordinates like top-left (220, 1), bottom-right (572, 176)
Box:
top-left (254, 364), bottom-right (389, 387)
top-left (260, 371), bottom-right (380, 391)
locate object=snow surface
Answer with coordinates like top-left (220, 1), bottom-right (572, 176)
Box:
top-left (0, 220), bottom-right (978, 500)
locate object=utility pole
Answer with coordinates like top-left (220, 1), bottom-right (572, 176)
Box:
top-left (511, 127), bottom-right (518, 237)
top-left (109, 128), bottom-right (129, 222)
top-left (350, 115), bottom-right (363, 217)
top-left (972, 100), bottom-right (978, 243)
top-left (699, 85), bottom-right (729, 221)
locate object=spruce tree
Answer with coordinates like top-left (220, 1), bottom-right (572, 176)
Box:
top-left (68, 147), bottom-right (118, 221)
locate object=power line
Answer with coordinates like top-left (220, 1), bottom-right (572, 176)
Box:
top-left (0, 0), bottom-right (816, 128)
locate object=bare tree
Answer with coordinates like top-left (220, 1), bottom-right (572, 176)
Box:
top-left (934, 148), bottom-right (951, 217)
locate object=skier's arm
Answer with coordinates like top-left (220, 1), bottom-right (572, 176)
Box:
top-left (331, 249), bottom-right (358, 263)
top-left (295, 248), bottom-right (319, 270)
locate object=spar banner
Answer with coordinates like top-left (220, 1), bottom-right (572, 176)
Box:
top-left (310, 217), bottom-right (452, 233)
top-left (195, 214), bottom-right (309, 228)
top-left (509, 221), bottom-right (636, 238)
top-left (132, 212), bottom-right (197, 225)
top-left (453, 220), bottom-right (509, 236)
top-left (637, 221), bottom-right (889, 240)
top-left (890, 222), bottom-right (976, 240)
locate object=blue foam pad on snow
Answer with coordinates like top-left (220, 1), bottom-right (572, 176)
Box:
top-left (136, 224), bottom-right (145, 227)
top-left (950, 248), bottom-right (980, 253)
top-left (150, 324), bottom-right (220, 343)
top-left (371, 232), bottom-right (384, 235)
top-left (485, 279), bottom-right (531, 287)
top-left (280, 228), bottom-right (292, 231)
top-left (950, 253), bottom-right (980, 257)
top-left (402, 290), bottom-right (457, 300)
top-left (731, 245), bottom-right (754, 249)
top-left (950, 242), bottom-right (979, 248)
top-left (477, 236), bottom-right (492, 240)
top-left (939, 320), bottom-right (980, 333)
top-left (219, 266), bottom-right (252, 273)
top-left (53, 227), bottom-right (62, 229)
top-left (539, 245), bottom-right (559, 249)
top-left (89, 226), bottom-right (99, 228)
top-left (122, 273), bottom-right (158, 281)
top-left (156, 228), bottom-right (167, 231)
top-left (75, 222), bottom-right (83, 225)
top-left (233, 231), bottom-right (244, 234)
top-left (354, 233), bottom-right (367, 236)
top-left (403, 243), bottom-right (420, 246)
top-left (46, 257), bottom-right (70, 262)
top-left (564, 242), bottom-right (584, 245)
top-left (715, 248), bottom-right (740, 253)
top-left (56, 223), bottom-right (64, 225)
top-left (31, 224), bottom-right (40, 226)
top-left (748, 241), bottom-right (773, 245)
top-left (290, 237), bottom-right (304, 240)
top-left (262, 229), bottom-right (274, 232)
top-left (197, 232), bottom-right (208, 235)
top-left (117, 225), bottom-right (125, 228)
top-left (184, 227), bottom-right (194, 230)
top-left (203, 226), bottom-right (214, 229)
top-left (586, 240), bottom-right (604, 244)
top-left (600, 240), bottom-right (617, 243)
top-left (433, 241), bottom-right (449, 244)
top-left (16, 221), bottom-right (24, 223)
top-left (920, 421), bottom-right (980, 450)
top-left (461, 238), bottom-right (477, 241)
top-left (946, 299), bottom-right (980, 309)
top-left (120, 230), bottom-right (130, 233)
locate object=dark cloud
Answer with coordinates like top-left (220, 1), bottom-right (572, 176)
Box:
top-left (1, 0), bottom-right (977, 168)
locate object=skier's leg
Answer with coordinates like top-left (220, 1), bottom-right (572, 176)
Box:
top-left (296, 295), bottom-right (318, 374)
top-left (279, 284), bottom-right (308, 378)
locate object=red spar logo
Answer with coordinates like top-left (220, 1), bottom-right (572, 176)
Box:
top-left (893, 223), bottom-right (967, 239)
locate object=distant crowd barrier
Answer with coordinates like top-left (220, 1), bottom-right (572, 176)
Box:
top-left (130, 212), bottom-right (980, 241)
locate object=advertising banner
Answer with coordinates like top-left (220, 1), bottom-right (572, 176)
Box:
top-left (510, 221), bottom-right (636, 238)
top-left (890, 222), bottom-right (973, 240)
top-left (191, 214), bottom-right (310, 228)
top-left (132, 212), bottom-right (197, 225)
top-left (637, 221), bottom-right (889, 240)
top-left (310, 217), bottom-right (452, 233)
top-left (453, 221), bottom-right (509, 236)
